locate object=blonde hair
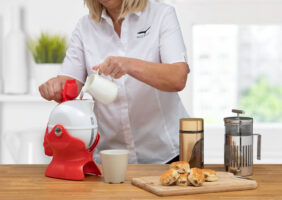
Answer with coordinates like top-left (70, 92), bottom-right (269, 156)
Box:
top-left (84, 0), bottom-right (148, 23)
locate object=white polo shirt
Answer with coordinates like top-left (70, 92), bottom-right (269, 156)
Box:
top-left (59, 0), bottom-right (189, 164)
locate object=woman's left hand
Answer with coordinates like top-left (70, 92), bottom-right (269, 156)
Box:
top-left (92, 56), bottom-right (131, 79)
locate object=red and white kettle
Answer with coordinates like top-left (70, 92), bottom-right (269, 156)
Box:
top-left (43, 79), bottom-right (101, 180)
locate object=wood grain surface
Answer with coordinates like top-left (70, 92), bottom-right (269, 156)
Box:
top-left (0, 164), bottom-right (281, 200)
top-left (131, 172), bottom-right (257, 196)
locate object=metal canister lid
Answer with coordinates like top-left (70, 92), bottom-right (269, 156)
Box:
top-left (180, 118), bottom-right (203, 133)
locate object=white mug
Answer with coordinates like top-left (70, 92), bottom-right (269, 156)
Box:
top-left (100, 149), bottom-right (129, 184)
top-left (83, 74), bottom-right (118, 104)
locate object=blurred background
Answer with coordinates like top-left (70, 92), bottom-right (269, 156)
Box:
top-left (0, 0), bottom-right (281, 164)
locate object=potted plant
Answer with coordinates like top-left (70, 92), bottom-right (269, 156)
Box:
top-left (28, 32), bottom-right (67, 88)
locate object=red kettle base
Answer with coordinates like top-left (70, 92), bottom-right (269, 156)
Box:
top-left (43, 125), bottom-right (101, 181)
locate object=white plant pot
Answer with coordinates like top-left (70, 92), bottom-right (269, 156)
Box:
top-left (32, 63), bottom-right (61, 92)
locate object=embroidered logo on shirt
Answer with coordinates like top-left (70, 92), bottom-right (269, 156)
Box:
top-left (137, 26), bottom-right (151, 38)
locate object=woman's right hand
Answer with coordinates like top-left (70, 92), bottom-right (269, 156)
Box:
top-left (39, 77), bottom-right (65, 102)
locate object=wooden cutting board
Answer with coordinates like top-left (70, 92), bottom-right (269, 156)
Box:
top-left (131, 172), bottom-right (258, 196)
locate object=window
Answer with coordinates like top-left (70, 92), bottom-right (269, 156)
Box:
top-left (193, 24), bottom-right (282, 124)
top-left (167, 0), bottom-right (282, 163)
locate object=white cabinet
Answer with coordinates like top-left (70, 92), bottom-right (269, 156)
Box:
top-left (0, 94), bottom-right (56, 164)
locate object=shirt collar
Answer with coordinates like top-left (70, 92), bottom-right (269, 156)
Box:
top-left (133, 11), bottom-right (142, 17)
top-left (101, 8), bottom-right (142, 20)
top-left (101, 8), bottom-right (109, 20)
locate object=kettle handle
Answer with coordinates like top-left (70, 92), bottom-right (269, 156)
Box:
top-left (254, 133), bottom-right (261, 160)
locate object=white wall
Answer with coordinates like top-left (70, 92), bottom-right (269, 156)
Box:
top-left (0, 15), bottom-right (3, 93)
top-left (0, 0), bottom-right (89, 92)
top-left (0, 0), bottom-right (88, 164)
top-left (173, 0), bottom-right (282, 164)
top-left (0, 0), bottom-right (88, 38)
top-left (0, 0), bottom-right (281, 164)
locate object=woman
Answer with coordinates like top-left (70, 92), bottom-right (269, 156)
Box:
top-left (39, 0), bottom-right (189, 164)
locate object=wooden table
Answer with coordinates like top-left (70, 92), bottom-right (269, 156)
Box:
top-left (0, 164), bottom-right (281, 200)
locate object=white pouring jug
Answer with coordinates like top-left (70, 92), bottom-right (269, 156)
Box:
top-left (3, 129), bottom-right (51, 164)
top-left (81, 74), bottom-right (118, 105)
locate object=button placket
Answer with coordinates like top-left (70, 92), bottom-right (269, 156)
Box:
top-left (103, 13), bottom-right (137, 163)
top-left (120, 17), bottom-right (137, 161)
top-left (120, 17), bottom-right (128, 54)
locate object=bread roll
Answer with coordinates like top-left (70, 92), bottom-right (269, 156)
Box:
top-left (176, 173), bottom-right (190, 186)
top-left (169, 161), bottom-right (190, 174)
top-left (188, 168), bottom-right (205, 187)
top-left (160, 169), bottom-right (180, 186)
top-left (202, 169), bottom-right (218, 182)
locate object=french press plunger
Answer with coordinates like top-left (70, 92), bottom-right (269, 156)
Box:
top-left (224, 109), bottom-right (261, 176)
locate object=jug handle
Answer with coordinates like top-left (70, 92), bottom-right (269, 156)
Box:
top-left (254, 133), bottom-right (261, 160)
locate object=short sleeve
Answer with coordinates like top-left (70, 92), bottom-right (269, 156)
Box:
top-left (159, 7), bottom-right (188, 64)
top-left (58, 19), bottom-right (87, 83)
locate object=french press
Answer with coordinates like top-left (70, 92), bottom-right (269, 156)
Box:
top-left (224, 109), bottom-right (261, 176)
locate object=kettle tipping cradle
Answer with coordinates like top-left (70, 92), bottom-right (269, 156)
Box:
top-left (43, 79), bottom-right (101, 180)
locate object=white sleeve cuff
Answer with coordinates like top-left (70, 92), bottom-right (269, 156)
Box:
top-left (58, 71), bottom-right (86, 84)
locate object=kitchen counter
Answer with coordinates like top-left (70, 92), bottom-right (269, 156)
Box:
top-left (0, 164), bottom-right (281, 200)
